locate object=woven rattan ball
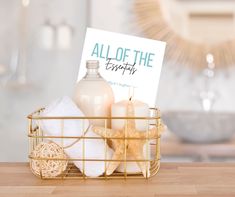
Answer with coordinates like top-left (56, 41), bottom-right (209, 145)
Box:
top-left (30, 141), bottom-right (68, 178)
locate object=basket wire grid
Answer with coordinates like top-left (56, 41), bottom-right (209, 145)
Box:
top-left (27, 108), bottom-right (163, 179)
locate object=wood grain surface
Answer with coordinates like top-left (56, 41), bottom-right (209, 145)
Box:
top-left (0, 162), bottom-right (235, 197)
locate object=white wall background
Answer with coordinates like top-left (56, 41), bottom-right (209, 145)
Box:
top-left (0, 0), bottom-right (87, 161)
top-left (0, 0), bottom-right (235, 162)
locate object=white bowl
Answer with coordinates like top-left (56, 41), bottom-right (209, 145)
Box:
top-left (162, 111), bottom-right (235, 143)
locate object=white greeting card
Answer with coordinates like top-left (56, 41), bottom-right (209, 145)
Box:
top-left (78, 28), bottom-right (166, 107)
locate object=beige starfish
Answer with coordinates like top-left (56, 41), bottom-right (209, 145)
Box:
top-left (92, 101), bottom-right (164, 177)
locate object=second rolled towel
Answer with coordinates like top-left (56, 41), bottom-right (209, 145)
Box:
top-left (65, 126), bottom-right (113, 177)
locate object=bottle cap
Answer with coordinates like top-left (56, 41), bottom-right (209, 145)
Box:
top-left (86, 60), bottom-right (99, 69)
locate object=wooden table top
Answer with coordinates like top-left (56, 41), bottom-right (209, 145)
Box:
top-left (0, 163), bottom-right (235, 197)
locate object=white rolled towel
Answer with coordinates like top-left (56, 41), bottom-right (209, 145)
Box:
top-left (38, 96), bottom-right (113, 177)
top-left (39, 96), bottom-right (88, 147)
top-left (66, 126), bottom-right (113, 177)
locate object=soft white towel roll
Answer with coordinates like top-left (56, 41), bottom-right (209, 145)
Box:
top-left (66, 126), bottom-right (113, 177)
top-left (38, 96), bottom-right (113, 177)
top-left (39, 96), bottom-right (89, 147)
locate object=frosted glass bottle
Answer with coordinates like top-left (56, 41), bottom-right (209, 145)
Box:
top-left (74, 60), bottom-right (114, 127)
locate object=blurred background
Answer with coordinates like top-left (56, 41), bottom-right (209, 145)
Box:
top-left (1, 0), bottom-right (235, 162)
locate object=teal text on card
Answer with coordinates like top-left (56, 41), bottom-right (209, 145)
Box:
top-left (91, 43), bottom-right (155, 67)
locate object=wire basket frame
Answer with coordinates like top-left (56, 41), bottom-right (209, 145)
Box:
top-left (27, 108), bottom-right (163, 180)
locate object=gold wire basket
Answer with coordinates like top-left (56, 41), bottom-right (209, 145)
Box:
top-left (27, 108), bottom-right (163, 180)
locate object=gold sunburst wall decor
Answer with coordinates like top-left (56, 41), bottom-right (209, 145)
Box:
top-left (134, 0), bottom-right (235, 70)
